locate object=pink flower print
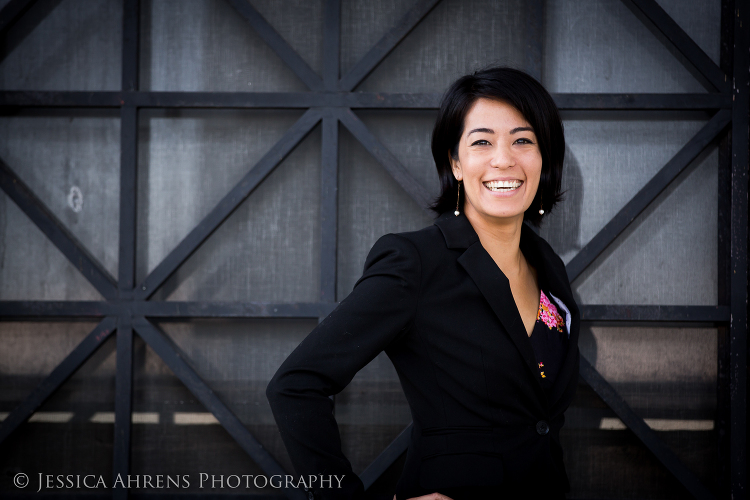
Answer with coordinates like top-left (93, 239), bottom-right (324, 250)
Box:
top-left (537, 290), bottom-right (564, 332)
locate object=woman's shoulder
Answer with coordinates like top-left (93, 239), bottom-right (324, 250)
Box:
top-left (370, 223), bottom-right (446, 256)
top-left (362, 223), bottom-right (447, 275)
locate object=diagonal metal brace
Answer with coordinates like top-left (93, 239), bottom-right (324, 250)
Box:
top-left (337, 107), bottom-right (433, 213)
top-left (580, 355), bottom-right (715, 500)
top-left (225, 0), bottom-right (324, 91)
top-left (566, 109), bottom-right (731, 282)
top-left (132, 316), bottom-right (306, 500)
top-left (0, 157), bottom-right (119, 299)
top-left (338, 0), bottom-right (442, 91)
top-left (0, 317), bottom-right (117, 446)
top-left (134, 108), bottom-right (321, 300)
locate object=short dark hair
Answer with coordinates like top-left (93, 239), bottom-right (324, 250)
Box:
top-left (430, 66), bottom-right (565, 226)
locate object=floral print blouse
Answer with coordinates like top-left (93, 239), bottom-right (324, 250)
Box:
top-left (528, 289), bottom-right (569, 395)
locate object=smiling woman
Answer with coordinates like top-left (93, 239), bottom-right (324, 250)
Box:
top-left (451, 99), bottom-right (543, 223)
top-left (267, 67), bottom-right (577, 500)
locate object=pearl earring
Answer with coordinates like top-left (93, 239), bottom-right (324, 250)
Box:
top-left (538, 193), bottom-right (545, 215)
top-left (454, 181), bottom-right (461, 216)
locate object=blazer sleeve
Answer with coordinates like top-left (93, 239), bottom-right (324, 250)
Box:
top-left (266, 233), bottom-right (421, 499)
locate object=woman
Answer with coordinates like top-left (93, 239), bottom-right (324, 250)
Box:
top-left (267, 67), bottom-right (579, 500)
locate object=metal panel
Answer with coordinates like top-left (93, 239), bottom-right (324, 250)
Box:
top-left (625, 0), bottom-right (726, 92)
top-left (0, 191), bottom-right (104, 300)
top-left (338, 0), bottom-right (440, 91)
top-left (0, 110), bottom-right (121, 281)
top-left (544, 0), bottom-right (713, 93)
top-left (354, 0), bottom-right (531, 93)
top-left (156, 319), bottom-right (315, 474)
top-left (226, 0), bottom-right (323, 90)
top-left (539, 113), bottom-right (711, 263)
top-left (135, 108), bottom-right (307, 285)
top-left (654, 0), bottom-right (721, 65)
top-left (150, 124), bottom-right (322, 303)
top-left (578, 326), bottom-right (718, 498)
top-left (336, 126), bottom-right (432, 298)
top-left (0, 0), bottom-right (121, 91)
top-left (0, 321), bottom-right (117, 496)
top-left (140, 0), bottom-right (308, 92)
top-left (131, 318), bottom-right (305, 499)
top-left (254, 0), bottom-right (324, 78)
top-left (570, 146), bottom-right (719, 306)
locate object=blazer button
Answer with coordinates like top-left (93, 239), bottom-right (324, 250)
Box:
top-left (536, 420), bottom-right (549, 435)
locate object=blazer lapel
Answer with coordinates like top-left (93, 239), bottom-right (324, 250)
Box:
top-left (457, 243), bottom-right (546, 393)
top-left (435, 214), bottom-right (546, 396)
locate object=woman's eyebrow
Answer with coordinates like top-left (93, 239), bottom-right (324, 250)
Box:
top-left (467, 127), bottom-right (494, 136)
top-left (510, 126), bottom-right (534, 134)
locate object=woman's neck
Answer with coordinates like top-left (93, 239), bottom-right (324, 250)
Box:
top-left (463, 207), bottom-right (526, 279)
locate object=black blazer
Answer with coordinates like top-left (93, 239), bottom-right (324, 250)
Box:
top-left (267, 212), bottom-right (580, 500)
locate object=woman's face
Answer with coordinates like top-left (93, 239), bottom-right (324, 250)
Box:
top-left (450, 98), bottom-right (542, 225)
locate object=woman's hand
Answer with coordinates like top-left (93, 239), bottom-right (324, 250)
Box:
top-left (394, 494), bottom-right (454, 500)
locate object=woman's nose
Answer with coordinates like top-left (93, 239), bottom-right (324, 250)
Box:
top-left (489, 144), bottom-right (514, 168)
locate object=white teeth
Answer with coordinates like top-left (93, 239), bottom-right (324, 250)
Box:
top-left (483, 180), bottom-right (522, 191)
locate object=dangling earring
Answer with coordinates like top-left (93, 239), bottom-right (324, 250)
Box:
top-left (454, 181), bottom-right (461, 216)
top-left (538, 193), bottom-right (545, 215)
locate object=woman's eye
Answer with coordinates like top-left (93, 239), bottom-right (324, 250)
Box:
top-left (515, 138), bottom-right (534, 145)
top-left (470, 139), bottom-right (490, 146)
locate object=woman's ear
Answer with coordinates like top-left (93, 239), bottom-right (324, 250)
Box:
top-left (450, 153), bottom-right (462, 182)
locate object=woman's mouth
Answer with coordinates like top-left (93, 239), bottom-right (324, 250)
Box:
top-left (483, 179), bottom-right (523, 192)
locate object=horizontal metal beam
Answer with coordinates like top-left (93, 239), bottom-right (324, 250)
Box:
top-left (553, 93), bottom-right (731, 110)
top-left (623, 0), bottom-right (729, 93)
top-left (360, 423), bottom-right (411, 490)
top-left (134, 109), bottom-right (320, 300)
top-left (566, 109), bottom-right (732, 282)
top-left (132, 317), bottom-right (304, 500)
top-left (0, 91), bottom-right (732, 110)
top-left (338, 0), bottom-right (442, 91)
top-left (580, 305), bottom-right (731, 323)
top-left (580, 356), bottom-right (715, 499)
top-left (225, 0), bottom-right (323, 92)
top-left (0, 317), bottom-right (117, 446)
top-left (0, 301), bottom-right (728, 323)
top-left (338, 107), bottom-right (433, 211)
top-left (0, 91), bottom-right (123, 107)
top-left (0, 158), bottom-right (119, 300)
top-left (0, 301), bottom-right (337, 319)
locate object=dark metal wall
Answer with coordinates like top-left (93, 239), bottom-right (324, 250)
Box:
top-left (0, 0), bottom-right (746, 499)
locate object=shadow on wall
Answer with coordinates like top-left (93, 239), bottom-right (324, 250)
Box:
top-left (539, 144), bottom-right (597, 367)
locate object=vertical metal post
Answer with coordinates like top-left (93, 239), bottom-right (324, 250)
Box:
top-left (320, 0), bottom-right (340, 302)
top-left (323, 0), bottom-right (340, 91)
top-left (524, 0), bottom-right (544, 82)
top-left (729, 2), bottom-right (748, 498)
top-left (118, 104), bottom-right (138, 296)
top-left (114, 0), bottom-right (139, 498)
top-left (320, 114), bottom-right (338, 303)
top-left (717, 1), bottom-right (733, 496)
top-left (113, 317), bottom-right (133, 500)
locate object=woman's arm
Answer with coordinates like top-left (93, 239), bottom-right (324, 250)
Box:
top-left (267, 233), bottom-right (421, 500)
